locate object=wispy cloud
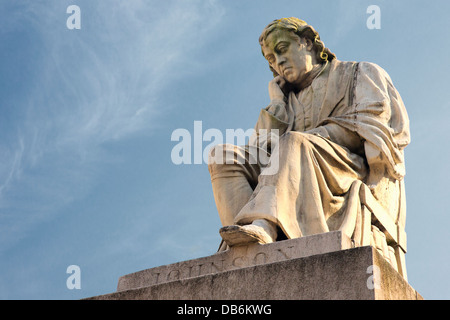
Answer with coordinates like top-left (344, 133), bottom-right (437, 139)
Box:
top-left (0, 0), bottom-right (225, 251)
top-left (327, 0), bottom-right (365, 48)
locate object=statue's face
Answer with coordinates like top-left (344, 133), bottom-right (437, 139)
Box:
top-left (261, 29), bottom-right (315, 86)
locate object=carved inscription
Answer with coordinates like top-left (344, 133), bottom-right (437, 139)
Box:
top-left (254, 252), bottom-right (267, 264)
top-left (150, 246), bottom-right (298, 285)
top-left (117, 231), bottom-right (350, 291)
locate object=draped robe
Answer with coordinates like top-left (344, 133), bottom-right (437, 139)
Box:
top-left (208, 59), bottom-right (410, 246)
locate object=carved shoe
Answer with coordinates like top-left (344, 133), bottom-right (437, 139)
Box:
top-left (219, 224), bottom-right (274, 247)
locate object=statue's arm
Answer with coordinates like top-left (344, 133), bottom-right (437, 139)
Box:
top-left (302, 62), bottom-right (391, 155)
top-left (305, 123), bottom-right (365, 156)
top-left (306, 61), bottom-right (409, 179)
top-left (248, 99), bottom-right (290, 152)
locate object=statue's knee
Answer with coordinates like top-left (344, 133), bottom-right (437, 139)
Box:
top-left (281, 131), bottom-right (309, 146)
top-left (208, 144), bottom-right (224, 168)
top-left (208, 144), bottom-right (235, 169)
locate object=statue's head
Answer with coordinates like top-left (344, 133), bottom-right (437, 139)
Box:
top-left (259, 17), bottom-right (336, 77)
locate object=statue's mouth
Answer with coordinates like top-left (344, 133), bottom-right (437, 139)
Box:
top-left (282, 67), bottom-right (292, 75)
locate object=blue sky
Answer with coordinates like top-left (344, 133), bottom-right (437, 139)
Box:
top-left (0, 0), bottom-right (449, 300)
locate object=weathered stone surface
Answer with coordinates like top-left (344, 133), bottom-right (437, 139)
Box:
top-left (87, 245), bottom-right (422, 300)
top-left (116, 230), bottom-right (353, 292)
top-left (208, 17), bottom-right (411, 280)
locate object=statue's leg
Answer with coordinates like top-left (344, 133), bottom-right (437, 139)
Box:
top-left (210, 175), bottom-right (253, 226)
top-left (234, 131), bottom-right (367, 240)
top-left (208, 144), bottom-right (278, 247)
top-left (208, 144), bottom-right (260, 226)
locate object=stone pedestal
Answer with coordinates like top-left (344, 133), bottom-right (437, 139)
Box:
top-left (87, 231), bottom-right (422, 300)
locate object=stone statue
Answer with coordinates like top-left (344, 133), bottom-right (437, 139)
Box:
top-left (208, 18), bottom-right (410, 276)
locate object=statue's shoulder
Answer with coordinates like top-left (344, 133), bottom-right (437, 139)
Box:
top-left (325, 59), bottom-right (359, 84)
top-left (333, 59), bottom-right (387, 74)
top-left (333, 60), bottom-right (393, 84)
top-left (328, 59), bottom-right (359, 77)
top-left (358, 61), bottom-right (392, 80)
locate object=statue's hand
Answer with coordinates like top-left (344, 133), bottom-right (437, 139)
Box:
top-left (268, 76), bottom-right (287, 102)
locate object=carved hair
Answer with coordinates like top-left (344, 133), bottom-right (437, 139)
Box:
top-left (259, 17), bottom-right (336, 76)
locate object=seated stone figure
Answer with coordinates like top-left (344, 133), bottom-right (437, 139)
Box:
top-left (208, 18), bottom-right (410, 272)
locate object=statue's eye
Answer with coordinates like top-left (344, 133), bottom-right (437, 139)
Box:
top-left (267, 56), bottom-right (275, 65)
top-left (276, 43), bottom-right (288, 54)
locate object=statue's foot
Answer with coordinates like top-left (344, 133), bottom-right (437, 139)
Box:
top-left (219, 221), bottom-right (276, 247)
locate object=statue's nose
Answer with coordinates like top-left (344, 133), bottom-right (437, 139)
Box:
top-left (276, 55), bottom-right (287, 66)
